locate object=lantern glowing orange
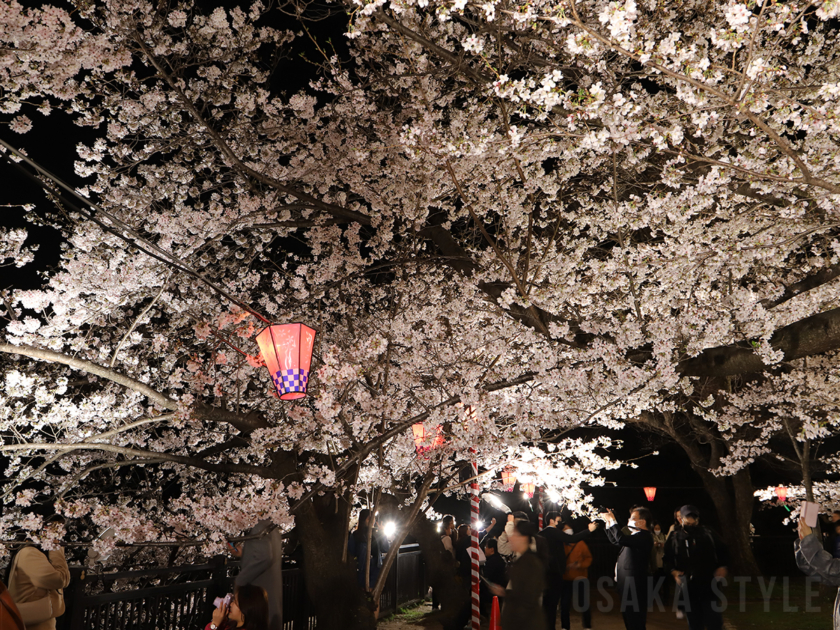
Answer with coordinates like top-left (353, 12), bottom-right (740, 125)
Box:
top-left (775, 486), bottom-right (787, 502)
top-left (411, 424), bottom-right (445, 454)
top-left (501, 468), bottom-right (517, 491)
top-left (255, 323), bottom-right (317, 400)
top-left (412, 424), bottom-right (427, 449)
top-left (521, 483), bottom-right (535, 498)
top-left (644, 487), bottom-right (656, 502)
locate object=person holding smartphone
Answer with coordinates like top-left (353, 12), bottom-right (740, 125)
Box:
top-left (206, 585), bottom-right (269, 630)
top-left (796, 516), bottom-right (840, 629)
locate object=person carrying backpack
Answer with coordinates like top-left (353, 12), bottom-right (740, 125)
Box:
top-left (664, 506), bottom-right (728, 630)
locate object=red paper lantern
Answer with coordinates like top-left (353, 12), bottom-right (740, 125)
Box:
top-left (411, 424), bottom-right (445, 454)
top-left (644, 487), bottom-right (657, 502)
top-left (521, 483), bottom-right (535, 499)
top-left (775, 486), bottom-right (787, 502)
top-left (255, 323), bottom-right (317, 400)
top-left (501, 468), bottom-right (517, 491)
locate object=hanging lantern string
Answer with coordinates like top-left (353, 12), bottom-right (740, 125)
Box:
top-left (0, 137), bottom-right (271, 326)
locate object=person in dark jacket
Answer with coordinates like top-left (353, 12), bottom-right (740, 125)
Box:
top-left (540, 511), bottom-right (595, 629)
top-left (483, 538), bottom-right (507, 589)
top-left (796, 516), bottom-right (840, 630)
top-left (664, 505), bottom-right (728, 630)
top-left (601, 507), bottom-right (654, 630)
top-left (833, 524), bottom-right (840, 559)
top-left (665, 507), bottom-right (686, 620)
top-left (489, 520), bottom-right (547, 630)
top-left (449, 524), bottom-right (475, 630)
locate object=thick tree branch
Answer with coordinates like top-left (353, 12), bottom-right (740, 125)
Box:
top-left (679, 307), bottom-right (840, 377)
top-left (374, 11), bottom-right (491, 84)
top-left (371, 471), bottom-right (435, 601)
top-left (759, 264), bottom-right (840, 309)
top-left (0, 343), bottom-right (178, 410)
top-left (0, 344), bottom-right (270, 433)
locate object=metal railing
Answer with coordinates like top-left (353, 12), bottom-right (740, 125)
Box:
top-left (57, 544), bottom-right (426, 630)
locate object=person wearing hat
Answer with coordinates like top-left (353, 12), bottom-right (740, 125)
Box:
top-left (664, 505), bottom-right (729, 630)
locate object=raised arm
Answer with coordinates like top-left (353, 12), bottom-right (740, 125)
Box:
top-left (605, 524), bottom-right (651, 549)
top-left (496, 519), bottom-right (515, 556)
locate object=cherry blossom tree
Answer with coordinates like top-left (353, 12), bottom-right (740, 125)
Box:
top-left (3, 0), bottom-right (840, 616)
top-left (0, 6), bottom-right (622, 629)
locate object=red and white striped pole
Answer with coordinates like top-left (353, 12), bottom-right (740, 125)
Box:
top-left (470, 459), bottom-right (481, 630)
top-left (538, 486), bottom-right (544, 530)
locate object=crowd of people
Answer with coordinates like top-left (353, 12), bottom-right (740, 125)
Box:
top-left (4, 503), bottom-right (840, 630)
top-left (367, 503), bottom-right (730, 630)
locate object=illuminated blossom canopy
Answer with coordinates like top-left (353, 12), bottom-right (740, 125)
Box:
top-left (2, 0), bottom-right (840, 623)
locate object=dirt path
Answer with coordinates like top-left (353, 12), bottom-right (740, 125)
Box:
top-left (378, 601), bottom-right (706, 630)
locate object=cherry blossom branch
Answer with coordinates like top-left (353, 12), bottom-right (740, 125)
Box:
top-left (563, 0), bottom-right (840, 194)
top-left (132, 38), bottom-right (371, 226)
top-left (0, 443), bottom-right (275, 477)
top-left (374, 11), bottom-right (491, 83)
top-left (57, 458), bottom-right (170, 500)
top-left (109, 278), bottom-right (170, 368)
top-left (288, 370), bottom-right (539, 513)
top-left (0, 343), bottom-right (177, 410)
top-left (759, 264), bottom-right (840, 310)
top-left (443, 159), bottom-right (551, 336)
top-left (0, 141), bottom-right (272, 324)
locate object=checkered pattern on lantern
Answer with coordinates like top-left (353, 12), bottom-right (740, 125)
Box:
top-left (273, 368), bottom-right (309, 394)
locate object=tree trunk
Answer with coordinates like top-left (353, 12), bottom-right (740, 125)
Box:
top-left (802, 439), bottom-right (814, 502)
top-left (655, 412), bottom-right (763, 577)
top-left (296, 495), bottom-right (377, 630)
top-left (694, 466), bottom-right (761, 577)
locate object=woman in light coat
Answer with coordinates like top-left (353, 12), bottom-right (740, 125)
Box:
top-left (8, 545), bottom-right (70, 630)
